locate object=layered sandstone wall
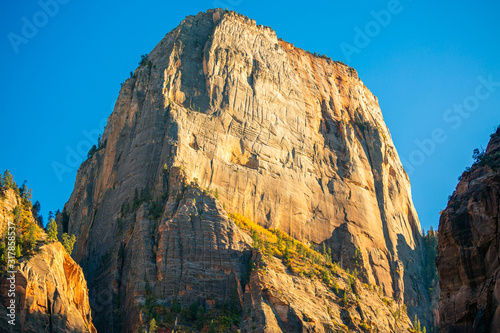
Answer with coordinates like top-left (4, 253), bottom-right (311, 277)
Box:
top-left (60, 9), bottom-right (429, 331)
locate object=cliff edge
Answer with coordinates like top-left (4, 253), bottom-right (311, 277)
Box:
top-left (437, 126), bottom-right (500, 332)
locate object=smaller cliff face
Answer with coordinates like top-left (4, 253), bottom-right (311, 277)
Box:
top-left (0, 242), bottom-right (96, 333)
top-left (0, 186), bottom-right (96, 332)
top-left (242, 252), bottom-right (414, 333)
top-left (437, 127), bottom-right (500, 332)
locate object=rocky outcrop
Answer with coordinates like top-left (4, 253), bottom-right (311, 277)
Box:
top-left (0, 185), bottom-right (96, 332)
top-left (242, 251), bottom-right (413, 333)
top-left (0, 242), bottom-right (96, 333)
top-left (60, 9), bottom-right (430, 331)
top-left (437, 127), bottom-right (500, 332)
top-left (61, 166), bottom-right (253, 332)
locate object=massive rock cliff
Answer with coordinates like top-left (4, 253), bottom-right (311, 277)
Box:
top-left (60, 9), bottom-right (429, 331)
top-left (437, 127), bottom-right (500, 332)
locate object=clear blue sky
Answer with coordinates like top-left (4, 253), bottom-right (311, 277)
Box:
top-left (1, 0), bottom-right (499, 231)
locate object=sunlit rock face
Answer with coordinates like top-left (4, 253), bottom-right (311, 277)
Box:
top-left (61, 9), bottom-right (429, 331)
top-left (0, 188), bottom-right (95, 333)
top-left (0, 242), bottom-right (96, 333)
top-left (437, 128), bottom-right (500, 333)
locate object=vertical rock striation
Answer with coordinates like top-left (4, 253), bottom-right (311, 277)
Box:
top-left (437, 127), bottom-right (500, 332)
top-left (60, 9), bottom-right (430, 331)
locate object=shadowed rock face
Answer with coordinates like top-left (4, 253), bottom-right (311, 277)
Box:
top-left (60, 9), bottom-right (429, 331)
top-left (437, 128), bottom-right (500, 333)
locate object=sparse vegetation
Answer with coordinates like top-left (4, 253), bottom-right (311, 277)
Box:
top-left (140, 281), bottom-right (241, 332)
top-left (490, 124), bottom-right (500, 138)
top-left (47, 218), bottom-right (58, 242)
top-left (86, 134), bottom-right (106, 160)
top-left (149, 318), bottom-right (157, 333)
top-left (0, 170), bottom-right (80, 264)
top-left (409, 314), bottom-right (426, 333)
top-left (359, 320), bottom-right (372, 331)
top-left (139, 54), bottom-right (148, 66)
top-left (469, 127), bottom-right (500, 171)
top-left (148, 198), bottom-right (164, 220)
top-left (393, 303), bottom-right (407, 321)
top-left (457, 128), bottom-right (499, 186)
top-left (62, 233), bottom-right (76, 255)
top-left (228, 212), bottom-right (357, 293)
top-left (472, 146), bottom-right (500, 170)
top-left (1, 169), bottom-right (17, 191)
top-left (87, 145), bottom-right (97, 159)
top-left (422, 227), bottom-right (438, 295)
top-left (226, 212), bottom-right (410, 331)
top-left (355, 120), bottom-right (367, 132)
top-left (0, 171), bottom-right (45, 270)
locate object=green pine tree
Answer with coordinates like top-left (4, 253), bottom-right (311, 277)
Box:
top-left (0, 242), bottom-right (6, 265)
top-left (47, 219), bottom-right (58, 242)
top-left (15, 244), bottom-right (21, 258)
top-left (62, 233), bottom-right (76, 255)
top-left (27, 224), bottom-right (37, 252)
top-left (343, 290), bottom-right (348, 305)
top-left (284, 245), bottom-right (291, 261)
top-left (3, 170), bottom-right (14, 189)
